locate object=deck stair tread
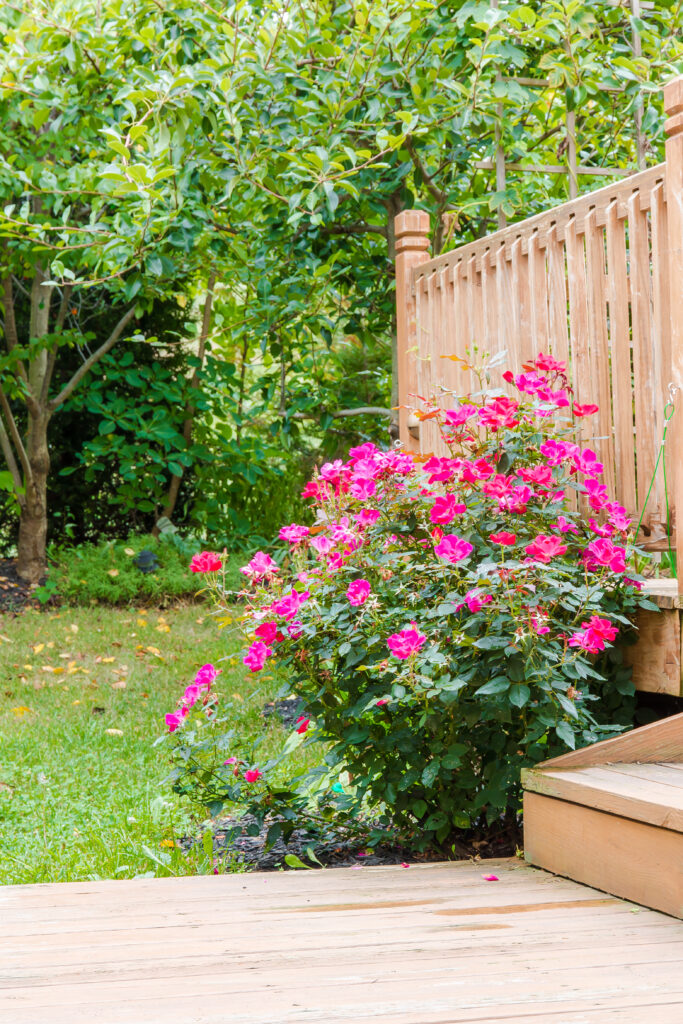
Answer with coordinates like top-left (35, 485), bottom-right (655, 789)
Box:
top-left (523, 761), bottom-right (683, 832)
top-left (523, 714), bottom-right (683, 917)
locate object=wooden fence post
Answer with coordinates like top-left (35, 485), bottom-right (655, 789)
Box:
top-left (395, 210), bottom-right (430, 449)
top-left (664, 76), bottom-right (683, 594)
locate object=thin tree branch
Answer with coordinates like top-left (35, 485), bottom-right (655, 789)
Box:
top-left (405, 136), bottom-right (449, 206)
top-left (0, 409), bottom-right (25, 504)
top-left (1, 275), bottom-right (30, 391)
top-left (0, 386), bottom-right (32, 483)
top-left (321, 222), bottom-right (387, 238)
top-left (292, 406), bottom-right (392, 421)
top-left (48, 304), bottom-right (137, 412)
top-left (41, 284), bottom-right (72, 405)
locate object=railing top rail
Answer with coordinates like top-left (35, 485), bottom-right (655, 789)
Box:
top-left (412, 162), bottom-right (666, 284)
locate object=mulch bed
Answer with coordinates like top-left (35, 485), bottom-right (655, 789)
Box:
top-left (0, 559), bottom-right (43, 613)
top-left (204, 698), bottom-right (520, 871)
top-left (208, 813), bottom-right (519, 872)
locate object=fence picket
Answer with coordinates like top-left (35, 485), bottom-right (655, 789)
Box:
top-left (605, 201), bottom-right (637, 519)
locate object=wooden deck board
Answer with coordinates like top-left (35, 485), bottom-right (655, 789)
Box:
top-left (2, 860), bottom-right (683, 1023)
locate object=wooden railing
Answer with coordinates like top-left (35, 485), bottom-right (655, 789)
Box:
top-left (396, 74), bottom-right (683, 589)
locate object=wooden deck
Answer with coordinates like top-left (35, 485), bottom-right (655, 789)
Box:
top-left (2, 858), bottom-right (683, 1023)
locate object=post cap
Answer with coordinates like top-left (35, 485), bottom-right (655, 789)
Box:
top-left (664, 75), bottom-right (683, 137)
top-left (395, 210), bottom-right (430, 254)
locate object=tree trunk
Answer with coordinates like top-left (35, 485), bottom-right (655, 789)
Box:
top-left (16, 411), bottom-right (50, 583)
top-left (155, 271), bottom-right (217, 532)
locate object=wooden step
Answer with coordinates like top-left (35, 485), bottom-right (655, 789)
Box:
top-left (523, 713), bottom-right (683, 919)
top-left (627, 579), bottom-right (683, 696)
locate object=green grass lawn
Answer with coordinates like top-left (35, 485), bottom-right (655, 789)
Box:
top-left (0, 603), bottom-right (294, 884)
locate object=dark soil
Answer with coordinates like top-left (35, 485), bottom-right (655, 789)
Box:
top-left (205, 813), bottom-right (521, 872)
top-left (261, 696), bottom-right (306, 729)
top-left (0, 559), bottom-right (44, 613)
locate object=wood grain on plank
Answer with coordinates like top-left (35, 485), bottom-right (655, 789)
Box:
top-left (524, 792), bottom-right (683, 918)
top-left (532, 710), bottom-right (683, 769)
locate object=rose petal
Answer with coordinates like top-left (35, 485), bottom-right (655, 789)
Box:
top-left (482, 874), bottom-right (499, 881)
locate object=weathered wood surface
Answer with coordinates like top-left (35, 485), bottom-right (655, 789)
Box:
top-left (2, 859), bottom-right (683, 1023)
top-left (523, 761), bottom-right (683, 830)
top-left (524, 792), bottom-right (683, 919)
top-left (529, 710), bottom-right (683, 770)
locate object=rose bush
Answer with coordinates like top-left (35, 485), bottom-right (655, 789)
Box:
top-left (164, 355), bottom-right (655, 851)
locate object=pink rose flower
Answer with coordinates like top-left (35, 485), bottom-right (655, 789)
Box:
top-left (347, 579), bottom-right (371, 606)
top-left (279, 524), bottom-right (311, 544)
top-left (194, 663), bottom-right (219, 689)
top-left (444, 404), bottom-right (477, 428)
top-left (350, 476), bottom-right (377, 500)
top-left (254, 622), bottom-right (283, 644)
top-left (573, 403), bottom-right (599, 417)
top-left (295, 715), bottom-right (310, 734)
top-left (572, 448), bottom-right (604, 478)
top-left (165, 710), bottom-right (185, 732)
top-left (534, 353), bottom-right (566, 375)
top-left (583, 538), bottom-right (626, 574)
top-left (355, 508), bottom-right (381, 526)
top-left (461, 588), bottom-right (493, 613)
top-left (429, 494), bottom-right (466, 524)
top-left (387, 624), bottom-right (427, 660)
top-left (568, 615), bottom-right (618, 654)
top-left (310, 535), bottom-right (335, 556)
top-left (244, 768), bottom-right (262, 783)
top-left (489, 531), bottom-right (516, 546)
top-left (434, 533), bottom-right (474, 564)
top-left (524, 534), bottom-right (568, 563)
top-left (189, 551), bottom-right (222, 573)
top-left (552, 516), bottom-right (579, 534)
top-left (239, 551), bottom-right (278, 582)
top-left (271, 589), bottom-right (310, 620)
top-left (518, 465), bottom-right (553, 487)
top-left (539, 439), bottom-right (578, 465)
top-left (376, 698), bottom-right (390, 706)
top-left (243, 641), bottom-right (273, 672)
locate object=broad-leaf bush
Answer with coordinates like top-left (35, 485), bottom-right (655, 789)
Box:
top-left (166, 356), bottom-right (654, 849)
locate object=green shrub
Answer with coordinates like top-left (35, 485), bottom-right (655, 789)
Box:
top-left (163, 356), bottom-right (654, 852)
top-left (42, 533), bottom-right (243, 606)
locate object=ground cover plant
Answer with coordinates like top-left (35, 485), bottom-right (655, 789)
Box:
top-left (165, 356), bottom-right (654, 858)
top-left (40, 535), bottom-right (243, 607)
top-left (0, 604), bottom-right (297, 884)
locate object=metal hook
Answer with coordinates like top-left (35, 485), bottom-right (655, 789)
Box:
top-left (667, 381), bottom-right (680, 403)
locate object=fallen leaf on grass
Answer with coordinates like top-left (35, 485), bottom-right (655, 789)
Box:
top-left (137, 618), bottom-right (148, 627)
top-left (32, 643), bottom-right (44, 654)
top-left (72, 700), bottom-right (81, 705)
top-left (70, 624), bottom-right (79, 634)
top-left (156, 623), bottom-right (170, 634)
top-left (159, 839), bottom-right (175, 849)
top-left (23, 664), bottom-right (33, 671)
top-left (11, 706), bottom-right (34, 717)
top-left (111, 680), bottom-right (127, 690)
top-left (105, 728), bottom-right (124, 736)
top-left (231, 693), bottom-right (244, 702)
top-left (108, 569), bottom-right (119, 578)
top-left (0, 634), bottom-right (12, 644)
top-left (0, 781), bottom-right (14, 793)
top-left (95, 656), bottom-right (116, 664)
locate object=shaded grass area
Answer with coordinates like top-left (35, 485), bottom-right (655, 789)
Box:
top-left (0, 604), bottom-right (297, 884)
